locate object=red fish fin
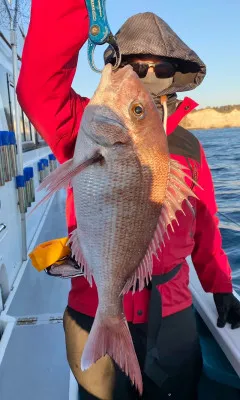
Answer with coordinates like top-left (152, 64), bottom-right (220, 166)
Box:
top-left (28, 154), bottom-right (101, 217)
top-left (121, 250), bottom-right (153, 295)
top-left (122, 160), bottom-right (201, 294)
top-left (68, 229), bottom-right (92, 286)
top-left (162, 159), bottom-right (201, 227)
top-left (81, 312), bottom-right (143, 395)
top-left (39, 154), bottom-right (101, 194)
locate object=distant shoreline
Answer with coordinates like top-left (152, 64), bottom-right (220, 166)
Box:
top-left (179, 104), bottom-right (240, 131)
top-left (187, 125), bottom-right (240, 131)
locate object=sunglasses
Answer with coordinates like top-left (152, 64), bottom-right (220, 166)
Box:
top-left (130, 62), bottom-right (176, 78)
top-left (109, 59), bottom-right (176, 79)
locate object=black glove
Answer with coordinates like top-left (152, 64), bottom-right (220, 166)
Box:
top-left (213, 293), bottom-right (240, 329)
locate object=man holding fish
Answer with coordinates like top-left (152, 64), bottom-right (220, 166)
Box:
top-left (17, 0), bottom-right (240, 399)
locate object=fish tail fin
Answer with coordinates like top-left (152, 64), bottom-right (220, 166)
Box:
top-left (81, 311), bottom-right (143, 395)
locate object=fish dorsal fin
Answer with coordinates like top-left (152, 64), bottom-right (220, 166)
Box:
top-left (68, 229), bottom-right (93, 286)
top-left (121, 159), bottom-right (201, 295)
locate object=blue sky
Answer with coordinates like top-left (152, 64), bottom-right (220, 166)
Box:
top-left (72, 0), bottom-right (240, 108)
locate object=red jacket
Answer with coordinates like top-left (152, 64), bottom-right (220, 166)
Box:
top-left (17, 0), bottom-right (232, 322)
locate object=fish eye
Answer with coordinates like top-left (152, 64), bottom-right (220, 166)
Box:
top-left (130, 102), bottom-right (145, 119)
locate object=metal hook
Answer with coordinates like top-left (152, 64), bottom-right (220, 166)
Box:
top-left (107, 34), bottom-right (122, 70)
top-left (87, 35), bottom-right (121, 73)
top-left (85, 0), bottom-right (121, 73)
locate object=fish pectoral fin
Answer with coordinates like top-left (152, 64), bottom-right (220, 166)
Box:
top-left (39, 153), bottom-right (102, 195)
top-left (28, 153), bottom-right (102, 217)
top-left (122, 159), bottom-right (201, 295)
top-left (68, 229), bottom-right (93, 286)
top-left (81, 311), bottom-right (143, 395)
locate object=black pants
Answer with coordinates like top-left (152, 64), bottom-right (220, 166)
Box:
top-left (67, 306), bottom-right (202, 400)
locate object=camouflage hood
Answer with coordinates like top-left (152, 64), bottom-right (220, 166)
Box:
top-left (104, 12), bottom-right (206, 96)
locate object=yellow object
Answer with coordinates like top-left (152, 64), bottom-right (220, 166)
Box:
top-left (29, 237), bottom-right (71, 272)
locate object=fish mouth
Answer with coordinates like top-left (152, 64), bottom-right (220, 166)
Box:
top-left (93, 115), bottom-right (127, 131)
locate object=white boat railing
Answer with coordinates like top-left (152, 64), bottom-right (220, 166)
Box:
top-left (188, 255), bottom-right (240, 378)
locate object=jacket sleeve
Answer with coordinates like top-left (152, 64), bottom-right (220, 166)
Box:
top-left (191, 145), bottom-right (233, 293)
top-left (16, 0), bottom-right (89, 163)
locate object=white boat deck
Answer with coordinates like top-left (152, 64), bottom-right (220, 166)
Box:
top-left (0, 192), bottom-right (72, 400)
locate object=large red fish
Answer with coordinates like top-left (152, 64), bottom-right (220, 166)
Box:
top-left (38, 64), bottom-right (198, 394)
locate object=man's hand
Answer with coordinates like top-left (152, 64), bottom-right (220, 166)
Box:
top-left (214, 293), bottom-right (240, 329)
top-left (45, 256), bottom-right (84, 279)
